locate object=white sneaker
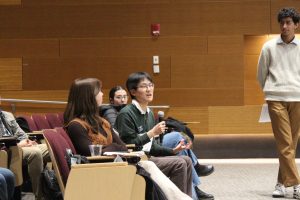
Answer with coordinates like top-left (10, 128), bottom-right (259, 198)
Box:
top-left (272, 183), bottom-right (286, 198)
top-left (294, 184), bottom-right (300, 199)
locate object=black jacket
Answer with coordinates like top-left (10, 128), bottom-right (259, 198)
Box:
top-left (99, 104), bottom-right (126, 127)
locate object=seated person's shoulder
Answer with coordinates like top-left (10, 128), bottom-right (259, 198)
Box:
top-left (68, 120), bottom-right (84, 129)
top-left (2, 111), bottom-right (15, 120)
top-left (99, 105), bottom-right (113, 116)
top-left (118, 104), bottom-right (134, 114)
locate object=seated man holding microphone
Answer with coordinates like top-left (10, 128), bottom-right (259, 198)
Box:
top-left (100, 85), bottom-right (214, 177)
top-left (115, 72), bottom-right (214, 200)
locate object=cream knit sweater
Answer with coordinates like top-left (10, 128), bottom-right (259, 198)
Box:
top-left (257, 37), bottom-right (300, 101)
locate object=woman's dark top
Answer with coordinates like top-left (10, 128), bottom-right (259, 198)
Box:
top-left (66, 118), bottom-right (127, 156)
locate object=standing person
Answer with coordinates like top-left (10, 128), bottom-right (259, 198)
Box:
top-left (115, 72), bottom-right (214, 200)
top-left (63, 78), bottom-right (193, 200)
top-left (99, 86), bottom-right (128, 127)
top-left (0, 168), bottom-right (15, 200)
top-left (0, 110), bottom-right (49, 200)
top-left (257, 7), bottom-right (300, 199)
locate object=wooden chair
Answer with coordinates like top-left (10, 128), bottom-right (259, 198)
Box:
top-left (43, 129), bottom-right (145, 200)
top-left (0, 137), bottom-right (23, 186)
top-left (65, 163), bottom-right (145, 200)
top-left (0, 149), bottom-right (8, 167)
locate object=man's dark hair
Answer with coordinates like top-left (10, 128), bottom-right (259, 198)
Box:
top-left (278, 7), bottom-right (300, 24)
top-left (126, 72), bottom-right (153, 99)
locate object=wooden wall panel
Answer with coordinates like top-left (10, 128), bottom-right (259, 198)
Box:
top-left (0, 39), bottom-right (59, 57)
top-left (244, 36), bottom-right (268, 105)
top-left (166, 107), bottom-right (208, 135)
top-left (22, 57), bottom-right (171, 90)
top-left (106, 0), bottom-right (267, 36)
top-left (60, 37), bottom-right (207, 57)
top-left (208, 35), bottom-right (243, 54)
top-left (0, 5), bottom-right (124, 39)
top-left (153, 88), bottom-right (244, 106)
top-left (171, 55), bottom-right (243, 88)
top-left (240, 1), bottom-right (270, 34)
top-left (244, 55), bottom-right (259, 87)
top-left (124, 1), bottom-right (269, 37)
top-left (244, 55), bottom-right (265, 105)
top-left (0, 89), bottom-right (111, 103)
top-left (0, 0), bottom-right (20, 5)
top-left (173, 0), bottom-right (268, 2)
top-left (271, 0), bottom-right (300, 34)
top-left (22, 0), bottom-right (171, 6)
top-left (209, 105), bottom-right (272, 134)
top-left (0, 6), bottom-right (23, 39)
top-left (0, 58), bottom-right (22, 90)
top-left (244, 35), bottom-right (268, 55)
top-left (22, 0), bottom-right (267, 5)
top-left (0, 90), bottom-right (68, 101)
top-left (0, 1), bottom-right (269, 39)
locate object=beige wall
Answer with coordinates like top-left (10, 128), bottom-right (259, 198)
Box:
top-left (1, 0), bottom-right (298, 134)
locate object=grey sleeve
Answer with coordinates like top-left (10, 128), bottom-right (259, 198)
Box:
top-left (4, 111), bottom-right (28, 140)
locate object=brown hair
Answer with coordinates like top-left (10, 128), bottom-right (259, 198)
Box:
top-left (64, 78), bottom-right (102, 133)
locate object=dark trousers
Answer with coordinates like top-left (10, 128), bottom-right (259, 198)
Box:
top-left (149, 155), bottom-right (193, 197)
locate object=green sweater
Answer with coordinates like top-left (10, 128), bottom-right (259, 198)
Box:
top-left (115, 104), bottom-right (174, 156)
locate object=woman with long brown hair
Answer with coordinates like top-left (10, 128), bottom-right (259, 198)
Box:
top-left (64, 78), bottom-right (127, 156)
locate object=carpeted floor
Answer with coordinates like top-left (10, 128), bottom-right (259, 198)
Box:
top-left (22, 159), bottom-right (300, 200)
top-left (198, 159), bottom-right (300, 200)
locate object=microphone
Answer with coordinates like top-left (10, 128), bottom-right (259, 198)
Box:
top-left (157, 111), bottom-right (165, 143)
top-left (157, 111), bottom-right (165, 123)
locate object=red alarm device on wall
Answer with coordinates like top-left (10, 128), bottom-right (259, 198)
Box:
top-left (151, 24), bottom-right (160, 37)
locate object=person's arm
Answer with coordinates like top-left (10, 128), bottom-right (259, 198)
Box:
top-left (257, 46), bottom-right (270, 89)
top-left (115, 112), bottom-right (151, 146)
top-left (116, 112), bottom-right (176, 156)
top-left (150, 142), bottom-right (174, 156)
top-left (4, 111), bottom-right (28, 141)
top-left (102, 130), bottom-right (128, 153)
top-left (66, 122), bottom-right (92, 156)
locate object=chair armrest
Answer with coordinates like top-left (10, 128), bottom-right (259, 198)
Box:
top-left (126, 144), bottom-right (136, 149)
top-left (0, 150), bottom-right (8, 168)
top-left (126, 144), bottom-right (144, 151)
top-left (0, 136), bottom-right (18, 147)
top-left (86, 155), bottom-right (115, 162)
top-left (71, 162), bottom-right (127, 169)
top-left (28, 132), bottom-right (44, 141)
top-left (9, 146), bottom-right (23, 186)
top-left (32, 130), bottom-right (43, 134)
top-left (65, 163), bottom-right (145, 200)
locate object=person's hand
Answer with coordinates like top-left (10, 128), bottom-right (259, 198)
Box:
top-left (173, 139), bottom-right (192, 154)
top-left (17, 139), bottom-right (37, 147)
top-left (29, 140), bottom-right (38, 146)
top-left (148, 121), bottom-right (167, 138)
